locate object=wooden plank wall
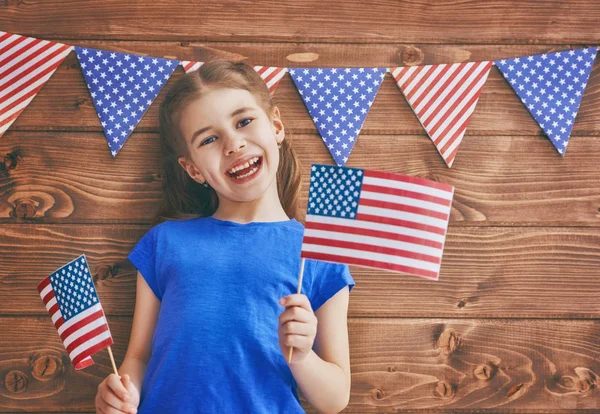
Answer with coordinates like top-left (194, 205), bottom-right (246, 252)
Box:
top-left (1, 1), bottom-right (599, 412)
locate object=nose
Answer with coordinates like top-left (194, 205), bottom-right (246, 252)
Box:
top-left (223, 129), bottom-right (247, 156)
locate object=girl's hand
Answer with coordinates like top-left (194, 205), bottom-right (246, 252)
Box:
top-left (278, 294), bottom-right (318, 364)
top-left (95, 373), bottom-right (140, 414)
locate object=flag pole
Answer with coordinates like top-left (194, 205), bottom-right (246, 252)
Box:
top-left (288, 258), bottom-right (306, 364)
top-left (107, 346), bottom-right (119, 376)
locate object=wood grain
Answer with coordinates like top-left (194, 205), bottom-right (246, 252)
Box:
top-left (2, 1), bottom-right (600, 44)
top-left (4, 48), bottom-right (600, 136)
top-left (1, 317), bottom-right (597, 412)
top-left (2, 224), bottom-right (599, 318)
top-left (2, 132), bottom-right (599, 225)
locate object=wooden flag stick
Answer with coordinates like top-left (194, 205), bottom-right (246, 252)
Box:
top-left (107, 346), bottom-right (119, 376)
top-left (288, 258), bottom-right (306, 364)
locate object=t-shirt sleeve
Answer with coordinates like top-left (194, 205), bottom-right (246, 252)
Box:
top-left (309, 260), bottom-right (355, 311)
top-left (127, 225), bottom-right (162, 301)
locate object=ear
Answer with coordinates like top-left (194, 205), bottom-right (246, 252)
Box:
top-left (271, 106), bottom-right (285, 144)
top-left (177, 156), bottom-right (206, 184)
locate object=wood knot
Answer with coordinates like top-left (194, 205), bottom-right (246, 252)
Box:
top-left (4, 370), bottom-right (28, 393)
top-left (372, 388), bottom-right (385, 400)
top-left (31, 355), bottom-right (62, 381)
top-left (575, 378), bottom-right (594, 393)
top-left (96, 265), bottom-right (114, 280)
top-left (506, 382), bottom-right (524, 398)
top-left (3, 152), bottom-right (19, 169)
top-left (400, 46), bottom-right (424, 66)
top-left (74, 97), bottom-right (88, 108)
top-left (435, 381), bottom-right (454, 398)
top-left (474, 363), bottom-right (495, 381)
top-left (558, 376), bottom-right (575, 388)
top-left (438, 329), bottom-right (459, 356)
top-left (457, 300), bottom-right (466, 308)
top-left (12, 199), bottom-right (38, 219)
top-left (387, 365), bottom-right (396, 372)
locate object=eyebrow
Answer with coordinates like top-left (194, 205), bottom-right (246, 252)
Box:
top-left (190, 107), bottom-right (254, 145)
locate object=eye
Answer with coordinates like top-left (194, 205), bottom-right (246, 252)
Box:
top-left (238, 118), bottom-right (253, 127)
top-left (200, 136), bottom-right (217, 146)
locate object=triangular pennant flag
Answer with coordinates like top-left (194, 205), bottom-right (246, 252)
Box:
top-left (391, 61), bottom-right (492, 167)
top-left (289, 67), bottom-right (387, 166)
top-left (253, 66), bottom-right (287, 93)
top-left (181, 60), bottom-right (204, 73)
top-left (0, 31), bottom-right (73, 138)
top-left (181, 61), bottom-right (286, 93)
top-left (75, 47), bottom-right (179, 157)
top-left (496, 47), bottom-right (598, 155)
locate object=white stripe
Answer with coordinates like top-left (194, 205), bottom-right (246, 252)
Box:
top-left (40, 284), bottom-right (52, 301)
top-left (362, 176), bottom-right (453, 201)
top-left (361, 190), bottom-right (450, 213)
top-left (304, 227), bottom-right (443, 257)
top-left (397, 66), bottom-right (418, 89)
top-left (69, 330), bottom-right (112, 362)
top-left (358, 205), bottom-right (448, 229)
top-left (301, 243), bottom-right (441, 272)
top-left (419, 62), bottom-right (474, 123)
top-left (413, 64), bottom-right (461, 114)
top-left (57, 303), bottom-right (103, 335)
top-left (442, 130), bottom-right (466, 160)
top-left (0, 41), bottom-right (62, 89)
top-left (0, 95), bottom-right (32, 125)
top-left (0, 38), bottom-right (47, 78)
top-left (46, 296), bottom-right (57, 313)
top-left (427, 62), bottom-right (489, 136)
top-left (306, 214), bottom-right (446, 244)
top-left (391, 67), bottom-right (402, 80)
top-left (63, 317), bottom-right (109, 348)
top-left (402, 65), bottom-right (432, 95)
top-left (425, 62), bottom-right (487, 130)
top-left (409, 64), bottom-right (445, 102)
top-left (434, 100), bottom-right (477, 149)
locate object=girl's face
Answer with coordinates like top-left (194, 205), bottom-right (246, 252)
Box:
top-left (177, 87), bottom-right (285, 207)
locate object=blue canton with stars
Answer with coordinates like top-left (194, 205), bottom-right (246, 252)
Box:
top-left (307, 164), bottom-right (365, 218)
top-left (49, 255), bottom-right (99, 322)
top-left (495, 47), bottom-right (597, 155)
top-left (75, 47), bottom-right (179, 157)
top-left (289, 68), bottom-right (387, 166)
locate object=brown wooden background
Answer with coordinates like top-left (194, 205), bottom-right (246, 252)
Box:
top-left (1, 1), bottom-right (600, 412)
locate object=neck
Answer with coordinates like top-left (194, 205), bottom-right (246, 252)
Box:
top-left (211, 183), bottom-right (290, 224)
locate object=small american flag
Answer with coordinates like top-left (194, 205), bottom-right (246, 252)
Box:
top-left (0, 31), bottom-right (73, 138)
top-left (301, 164), bottom-right (454, 280)
top-left (37, 255), bottom-right (113, 370)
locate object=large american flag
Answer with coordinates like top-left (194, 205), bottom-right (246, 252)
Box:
top-left (301, 165), bottom-right (454, 280)
top-left (495, 47), bottom-right (598, 155)
top-left (391, 61), bottom-right (492, 168)
top-left (0, 31), bottom-right (73, 138)
top-left (37, 255), bottom-right (113, 370)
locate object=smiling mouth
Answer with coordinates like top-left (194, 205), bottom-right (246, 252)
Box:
top-left (226, 156), bottom-right (263, 179)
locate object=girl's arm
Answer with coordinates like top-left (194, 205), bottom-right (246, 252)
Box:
top-left (280, 287), bottom-right (351, 414)
top-left (119, 271), bottom-right (160, 392)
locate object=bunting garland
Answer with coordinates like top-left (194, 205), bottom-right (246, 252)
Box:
top-left (75, 46), bottom-right (179, 157)
top-left (0, 31), bottom-right (598, 165)
top-left (289, 67), bottom-right (386, 166)
top-left (495, 47), bottom-right (597, 155)
top-left (391, 61), bottom-right (492, 167)
top-left (0, 31), bottom-right (73, 138)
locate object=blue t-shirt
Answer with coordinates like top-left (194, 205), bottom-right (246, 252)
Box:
top-left (127, 216), bottom-right (355, 413)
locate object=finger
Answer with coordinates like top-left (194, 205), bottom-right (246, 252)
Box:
top-left (280, 294), bottom-right (313, 311)
top-left (279, 306), bottom-right (314, 326)
top-left (283, 334), bottom-right (313, 348)
top-left (100, 390), bottom-right (137, 414)
top-left (121, 374), bottom-right (133, 391)
top-left (280, 320), bottom-right (315, 336)
top-left (107, 374), bottom-right (130, 401)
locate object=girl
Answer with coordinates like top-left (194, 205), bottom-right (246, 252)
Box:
top-left (95, 60), bottom-right (355, 414)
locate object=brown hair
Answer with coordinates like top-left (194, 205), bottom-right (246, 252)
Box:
top-left (154, 60), bottom-right (301, 225)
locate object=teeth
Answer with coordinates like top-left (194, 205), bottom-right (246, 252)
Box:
top-left (234, 165), bottom-right (259, 179)
top-left (228, 157), bottom-right (259, 174)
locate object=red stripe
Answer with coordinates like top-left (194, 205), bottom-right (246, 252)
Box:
top-left (48, 302), bottom-right (60, 317)
top-left (360, 198), bottom-right (450, 221)
top-left (0, 109), bottom-right (24, 130)
top-left (0, 32), bottom-right (14, 46)
top-left (305, 220), bottom-right (443, 249)
top-left (65, 324), bottom-right (110, 354)
top-left (300, 251), bottom-right (439, 280)
top-left (0, 85), bottom-right (44, 123)
top-left (404, 66), bottom-right (435, 101)
top-left (72, 337), bottom-right (114, 369)
top-left (439, 120), bottom-right (468, 155)
top-left (356, 212), bottom-right (447, 236)
top-left (444, 146), bottom-right (460, 167)
top-left (55, 316), bottom-right (64, 330)
top-left (416, 62), bottom-right (467, 119)
top-left (364, 169), bottom-right (454, 192)
top-left (424, 62), bottom-right (480, 131)
top-left (0, 37), bottom-right (50, 71)
top-left (410, 64), bottom-right (454, 110)
top-left (361, 183), bottom-right (452, 207)
top-left (0, 33), bottom-right (27, 56)
top-left (391, 66), bottom-right (409, 83)
top-left (430, 63), bottom-right (490, 140)
top-left (303, 236), bottom-right (441, 264)
top-left (398, 66), bottom-right (423, 90)
top-left (42, 290), bottom-right (55, 306)
top-left (37, 276), bottom-right (51, 293)
top-left (73, 356), bottom-right (95, 370)
top-left (60, 309), bottom-right (106, 342)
